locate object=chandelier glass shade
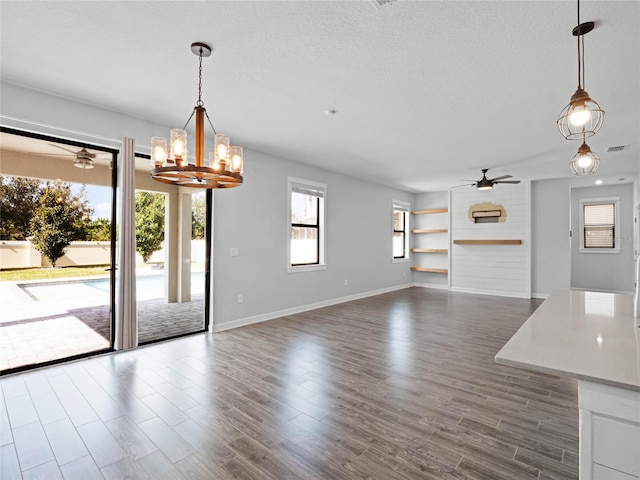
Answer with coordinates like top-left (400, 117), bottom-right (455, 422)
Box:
top-left (569, 140), bottom-right (600, 175)
top-left (151, 42), bottom-right (243, 189)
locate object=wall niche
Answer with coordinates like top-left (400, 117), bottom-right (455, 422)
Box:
top-left (468, 202), bottom-right (506, 223)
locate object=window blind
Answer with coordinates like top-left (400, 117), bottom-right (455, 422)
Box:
top-left (291, 183), bottom-right (325, 198)
top-left (393, 203), bottom-right (409, 212)
top-left (584, 203), bottom-right (615, 248)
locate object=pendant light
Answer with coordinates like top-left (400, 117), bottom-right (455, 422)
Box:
top-left (151, 42), bottom-right (243, 188)
top-left (557, 0), bottom-right (604, 140)
top-left (569, 136), bottom-right (600, 175)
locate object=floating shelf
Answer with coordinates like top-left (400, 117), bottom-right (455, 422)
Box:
top-left (411, 248), bottom-right (448, 253)
top-left (453, 239), bottom-right (522, 245)
top-left (411, 208), bottom-right (448, 215)
top-left (411, 228), bottom-right (448, 234)
top-left (411, 267), bottom-right (448, 273)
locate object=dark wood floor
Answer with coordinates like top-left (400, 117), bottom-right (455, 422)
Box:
top-left (0, 287), bottom-right (578, 479)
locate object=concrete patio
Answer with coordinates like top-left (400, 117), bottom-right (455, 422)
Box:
top-left (0, 275), bottom-right (205, 372)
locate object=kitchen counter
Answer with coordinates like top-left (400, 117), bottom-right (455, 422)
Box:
top-left (496, 290), bottom-right (640, 392)
top-left (496, 290), bottom-right (640, 479)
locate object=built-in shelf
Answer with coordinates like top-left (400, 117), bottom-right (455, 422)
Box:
top-left (453, 239), bottom-right (522, 245)
top-left (411, 208), bottom-right (448, 215)
top-left (411, 267), bottom-right (448, 273)
top-left (411, 228), bottom-right (448, 234)
top-left (411, 206), bottom-right (449, 277)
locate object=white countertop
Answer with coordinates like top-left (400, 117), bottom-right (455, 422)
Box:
top-left (496, 290), bottom-right (640, 392)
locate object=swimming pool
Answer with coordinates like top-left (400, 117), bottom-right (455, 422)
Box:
top-left (19, 271), bottom-right (204, 302)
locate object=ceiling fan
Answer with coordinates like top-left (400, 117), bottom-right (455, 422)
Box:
top-left (30, 143), bottom-right (106, 169)
top-left (458, 169), bottom-right (521, 190)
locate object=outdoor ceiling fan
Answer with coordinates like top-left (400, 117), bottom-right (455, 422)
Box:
top-left (457, 169), bottom-right (521, 191)
top-left (30, 144), bottom-right (108, 169)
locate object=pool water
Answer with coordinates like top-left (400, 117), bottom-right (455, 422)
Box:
top-left (20, 271), bottom-right (204, 302)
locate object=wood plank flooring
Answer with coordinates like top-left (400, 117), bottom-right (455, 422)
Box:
top-left (0, 287), bottom-right (578, 479)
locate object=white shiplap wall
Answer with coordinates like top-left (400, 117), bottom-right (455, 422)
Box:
top-left (450, 182), bottom-right (531, 298)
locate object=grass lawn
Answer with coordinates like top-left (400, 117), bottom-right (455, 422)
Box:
top-left (0, 265), bottom-right (111, 282)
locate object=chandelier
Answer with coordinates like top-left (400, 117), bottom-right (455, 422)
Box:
top-left (150, 42), bottom-right (243, 188)
top-left (557, 0), bottom-right (604, 141)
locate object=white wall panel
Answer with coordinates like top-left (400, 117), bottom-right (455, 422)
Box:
top-left (450, 182), bottom-right (530, 298)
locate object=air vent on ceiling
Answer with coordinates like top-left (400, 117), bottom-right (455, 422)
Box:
top-left (607, 145), bottom-right (627, 152)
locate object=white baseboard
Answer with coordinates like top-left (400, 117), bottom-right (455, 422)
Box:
top-left (413, 282), bottom-right (449, 290)
top-left (532, 292), bottom-right (549, 299)
top-left (449, 286), bottom-right (531, 299)
top-left (212, 283), bottom-right (414, 333)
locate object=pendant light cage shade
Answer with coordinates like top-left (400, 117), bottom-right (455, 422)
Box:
top-left (557, 88), bottom-right (604, 140)
top-left (569, 142), bottom-right (600, 175)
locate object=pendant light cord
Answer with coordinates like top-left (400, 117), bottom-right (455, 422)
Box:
top-left (576, 0), bottom-right (582, 89)
top-left (581, 35), bottom-right (585, 88)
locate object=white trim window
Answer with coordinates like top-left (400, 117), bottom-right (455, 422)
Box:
top-left (393, 200), bottom-right (410, 262)
top-left (579, 196), bottom-right (620, 253)
top-left (288, 177), bottom-right (326, 272)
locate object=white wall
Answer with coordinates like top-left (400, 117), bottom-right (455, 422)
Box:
top-left (1, 81), bottom-right (414, 331)
top-left (570, 183), bottom-right (634, 293)
top-left (450, 183), bottom-right (531, 298)
top-left (531, 178), bottom-right (571, 298)
top-left (211, 150), bottom-right (413, 330)
top-left (1, 82), bottom-right (167, 150)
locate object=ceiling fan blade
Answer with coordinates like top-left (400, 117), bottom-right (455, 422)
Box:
top-left (489, 174), bottom-right (512, 181)
top-left (28, 152), bottom-right (74, 157)
top-left (49, 143), bottom-right (79, 155)
top-left (494, 180), bottom-right (521, 184)
top-left (451, 183), bottom-right (476, 189)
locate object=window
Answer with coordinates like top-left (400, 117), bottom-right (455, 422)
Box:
top-left (579, 197), bottom-right (620, 253)
top-left (288, 178), bottom-right (326, 271)
top-left (393, 201), bottom-right (410, 261)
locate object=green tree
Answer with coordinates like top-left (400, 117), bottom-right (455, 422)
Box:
top-left (0, 176), bottom-right (43, 240)
top-left (29, 181), bottom-right (93, 267)
top-left (86, 217), bottom-right (111, 241)
top-left (135, 191), bottom-right (165, 263)
top-left (192, 194), bottom-right (206, 240)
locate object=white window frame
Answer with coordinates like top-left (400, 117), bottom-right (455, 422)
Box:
top-left (392, 200), bottom-right (410, 263)
top-left (579, 196), bottom-right (620, 253)
top-left (287, 177), bottom-right (327, 273)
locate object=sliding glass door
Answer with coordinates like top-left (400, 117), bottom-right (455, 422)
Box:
top-left (134, 155), bottom-right (207, 344)
top-left (0, 128), bottom-right (117, 373)
top-left (0, 131), bottom-right (211, 373)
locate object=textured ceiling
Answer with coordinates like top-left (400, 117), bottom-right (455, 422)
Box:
top-left (1, 0), bottom-right (638, 192)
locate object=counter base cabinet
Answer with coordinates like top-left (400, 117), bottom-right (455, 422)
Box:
top-left (579, 381), bottom-right (640, 480)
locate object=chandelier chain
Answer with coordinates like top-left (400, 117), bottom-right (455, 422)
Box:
top-left (197, 48), bottom-right (204, 107)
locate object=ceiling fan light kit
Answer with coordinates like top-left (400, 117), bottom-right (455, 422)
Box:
top-left (557, 0), bottom-right (604, 176)
top-left (72, 148), bottom-right (96, 169)
top-left (150, 42), bottom-right (243, 189)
